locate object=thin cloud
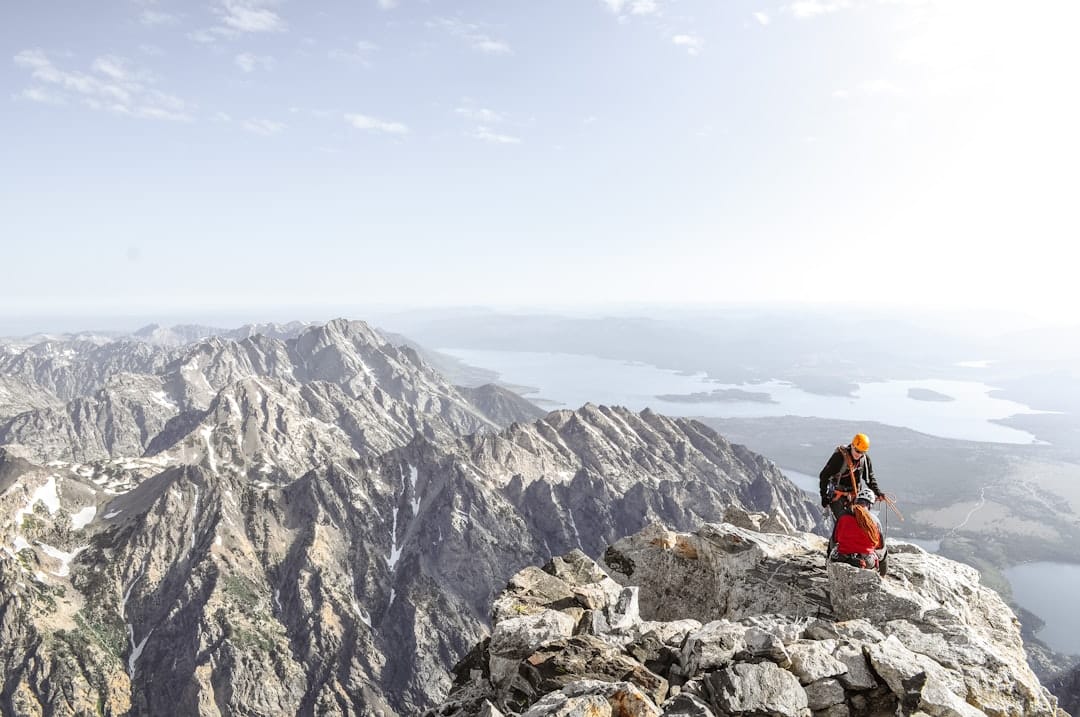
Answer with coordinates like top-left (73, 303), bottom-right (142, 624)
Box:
top-left (15, 87), bottom-right (66, 105)
top-left (90, 55), bottom-right (156, 84)
top-left (12, 49), bottom-right (193, 121)
top-left (454, 104), bottom-right (520, 142)
top-left (377, 0), bottom-right (398, 8)
top-left (472, 127), bottom-right (520, 144)
top-left (601, 0), bottom-right (663, 17)
top-left (754, 11), bottom-right (771, 25)
top-left (235, 52), bottom-right (274, 72)
top-left (789, 0), bottom-right (852, 18)
top-left (241, 118), bottom-right (285, 135)
top-left (329, 41), bottom-right (378, 65)
top-left (192, 0), bottom-right (285, 42)
top-left (455, 106), bottom-right (504, 123)
top-left (672, 34), bottom-right (704, 55)
top-left (473, 38), bottom-right (511, 54)
top-left (345, 113), bottom-right (409, 134)
top-left (289, 106), bottom-right (333, 119)
top-left (189, 29), bottom-right (219, 44)
top-left (429, 18), bottom-right (511, 55)
top-left (139, 9), bottom-right (181, 26)
top-left (218, 0), bottom-right (285, 32)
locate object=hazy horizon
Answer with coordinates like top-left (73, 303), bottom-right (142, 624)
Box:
top-left (2, 300), bottom-right (1075, 340)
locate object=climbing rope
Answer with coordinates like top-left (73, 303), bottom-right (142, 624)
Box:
top-left (877, 492), bottom-right (904, 522)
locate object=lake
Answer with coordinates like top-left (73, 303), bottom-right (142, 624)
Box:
top-left (780, 467), bottom-right (819, 494)
top-left (440, 348), bottom-right (1043, 444)
top-left (1005, 562), bottom-right (1080, 655)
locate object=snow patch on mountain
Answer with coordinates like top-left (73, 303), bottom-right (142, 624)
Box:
top-left (70, 505), bottom-right (96, 530)
top-left (37, 542), bottom-right (87, 577)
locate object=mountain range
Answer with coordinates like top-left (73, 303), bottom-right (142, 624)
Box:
top-left (0, 319), bottom-right (822, 716)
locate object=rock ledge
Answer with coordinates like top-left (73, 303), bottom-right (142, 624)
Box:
top-left (427, 520), bottom-right (1064, 717)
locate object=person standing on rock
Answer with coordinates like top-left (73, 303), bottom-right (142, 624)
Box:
top-left (819, 432), bottom-right (882, 520)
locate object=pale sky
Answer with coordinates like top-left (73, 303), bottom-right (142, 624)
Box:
top-left (3, 0), bottom-right (1078, 324)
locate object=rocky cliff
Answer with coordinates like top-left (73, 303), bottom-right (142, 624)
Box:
top-left (429, 517), bottom-right (1065, 717)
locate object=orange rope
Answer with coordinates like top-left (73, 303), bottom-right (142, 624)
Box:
top-left (877, 493), bottom-right (904, 521)
top-left (853, 503), bottom-right (881, 546)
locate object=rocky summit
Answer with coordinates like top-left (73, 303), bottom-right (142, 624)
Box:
top-left (428, 517), bottom-right (1065, 717)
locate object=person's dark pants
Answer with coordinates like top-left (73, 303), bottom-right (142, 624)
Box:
top-left (826, 498), bottom-right (850, 555)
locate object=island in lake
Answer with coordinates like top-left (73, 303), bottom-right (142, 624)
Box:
top-left (657, 388), bottom-right (776, 404)
top-left (908, 387), bottom-right (955, 402)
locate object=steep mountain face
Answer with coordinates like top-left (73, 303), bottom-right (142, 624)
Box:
top-left (378, 330), bottom-right (502, 388)
top-left (429, 520), bottom-right (1064, 717)
top-left (454, 405), bottom-right (820, 558)
top-left (286, 321), bottom-right (500, 440)
top-left (454, 385), bottom-right (547, 427)
top-left (0, 373), bottom-right (177, 463)
top-left (0, 376), bottom-right (62, 420)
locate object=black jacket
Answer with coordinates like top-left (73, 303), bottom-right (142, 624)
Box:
top-left (819, 446), bottom-right (880, 505)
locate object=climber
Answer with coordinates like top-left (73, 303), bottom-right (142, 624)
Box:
top-left (819, 432), bottom-right (887, 571)
top-left (831, 485), bottom-right (886, 570)
top-left (819, 432), bottom-right (883, 520)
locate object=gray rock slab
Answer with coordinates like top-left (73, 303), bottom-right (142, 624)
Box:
top-left (804, 678), bottom-right (845, 710)
top-left (660, 691), bottom-right (717, 716)
top-left (705, 661), bottom-right (810, 717)
top-left (743, 626), bottom-right (791, 665)
top-left (834, 643), bottom-right (879, 691)
top-left (787, 641), bottom-right (848, 685)
top-left (681, 620), bottom-right (747, 673)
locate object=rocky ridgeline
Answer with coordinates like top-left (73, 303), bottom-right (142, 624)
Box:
top-left (428, 515), bottom-right (1064, 717)
top-left (0, 319), bottom-right (529, 466)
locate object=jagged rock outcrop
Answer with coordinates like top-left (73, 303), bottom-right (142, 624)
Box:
top-left (0, 340), bottom-right (169, 402)
top-left (0, 373), bottom-right (178, 463)
top-left (0, 376), bottom-right (62, 420)
top-left (429, 521), bottom-right (1064, 717)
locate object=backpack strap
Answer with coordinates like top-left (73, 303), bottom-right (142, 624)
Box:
top-left (836, 445), bottom-right (860, 495)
